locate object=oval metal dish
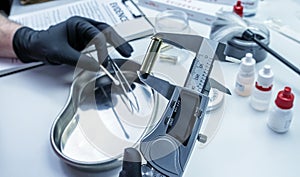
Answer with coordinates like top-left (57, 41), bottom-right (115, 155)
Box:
top-left (50, 59), bottom-right (159, 171)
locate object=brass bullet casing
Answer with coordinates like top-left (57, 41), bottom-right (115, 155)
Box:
top-left (140, 37), bottom-right (163, 74)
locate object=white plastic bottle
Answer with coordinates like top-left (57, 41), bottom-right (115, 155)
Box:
top-left (235, 53), bottom-right (256, 96)
top-left (250, 65), bottom-right (274, 111)
top-left (267, 87), bottom-right (295, 133)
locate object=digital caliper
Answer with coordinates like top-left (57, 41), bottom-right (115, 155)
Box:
top-left (119, 33), bottom-right (229, 177)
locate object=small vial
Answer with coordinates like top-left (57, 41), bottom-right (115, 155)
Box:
top-left (235, 53), bottom-right (256, 96)
top-left (242, 0), bottom-right (259, 17)
top-left (267, 87), bottom-right (295, 133)
top-left (250, 65), bottom-right (274, 111)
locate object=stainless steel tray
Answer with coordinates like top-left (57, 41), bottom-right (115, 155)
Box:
top-left (50, 59), bottom-right (160, 171)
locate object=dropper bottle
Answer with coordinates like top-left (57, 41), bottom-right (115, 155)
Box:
top-left (235, 53), bottom-right (256, 96)
top-left (250, 65), bottom-right (274, 111)
top-left (267, 87), bottom-right (295, 133)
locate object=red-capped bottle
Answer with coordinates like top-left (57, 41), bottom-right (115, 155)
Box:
top-left (267, 87), bottom-right (295, 133)
top-left (233, 0), bottom-right (243, 17)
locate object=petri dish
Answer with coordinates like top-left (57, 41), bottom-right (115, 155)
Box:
top-left (154, 10), bottom-right (190, 34)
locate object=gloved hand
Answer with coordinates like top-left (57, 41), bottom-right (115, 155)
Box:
top-left (13, 16), bottom-right (134, 71)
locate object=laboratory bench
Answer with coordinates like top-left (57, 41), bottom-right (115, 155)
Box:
top-left (1, 0), bottom-right (300, 177)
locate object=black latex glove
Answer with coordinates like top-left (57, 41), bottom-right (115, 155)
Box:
top-left (13, 16), bottom-right (134, 71)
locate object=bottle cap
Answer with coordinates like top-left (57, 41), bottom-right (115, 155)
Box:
top-left (257, 65), bottom-right (274, 88)
top-left (275, 87), bottom-right (294, 109)
top-left (240, 53), bottom-right (256, 73)
top-left (233, 0), bottom-right (243, 17)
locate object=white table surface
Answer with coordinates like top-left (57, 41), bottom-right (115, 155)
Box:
top-left (1, 0), bottom-right (300, 177)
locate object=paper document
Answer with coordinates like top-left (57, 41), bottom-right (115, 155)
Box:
top-left (10, 0), bottom-right (132, 29)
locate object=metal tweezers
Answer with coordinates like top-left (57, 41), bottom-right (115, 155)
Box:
top-left (87, 52), bottom-right (140, 113)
